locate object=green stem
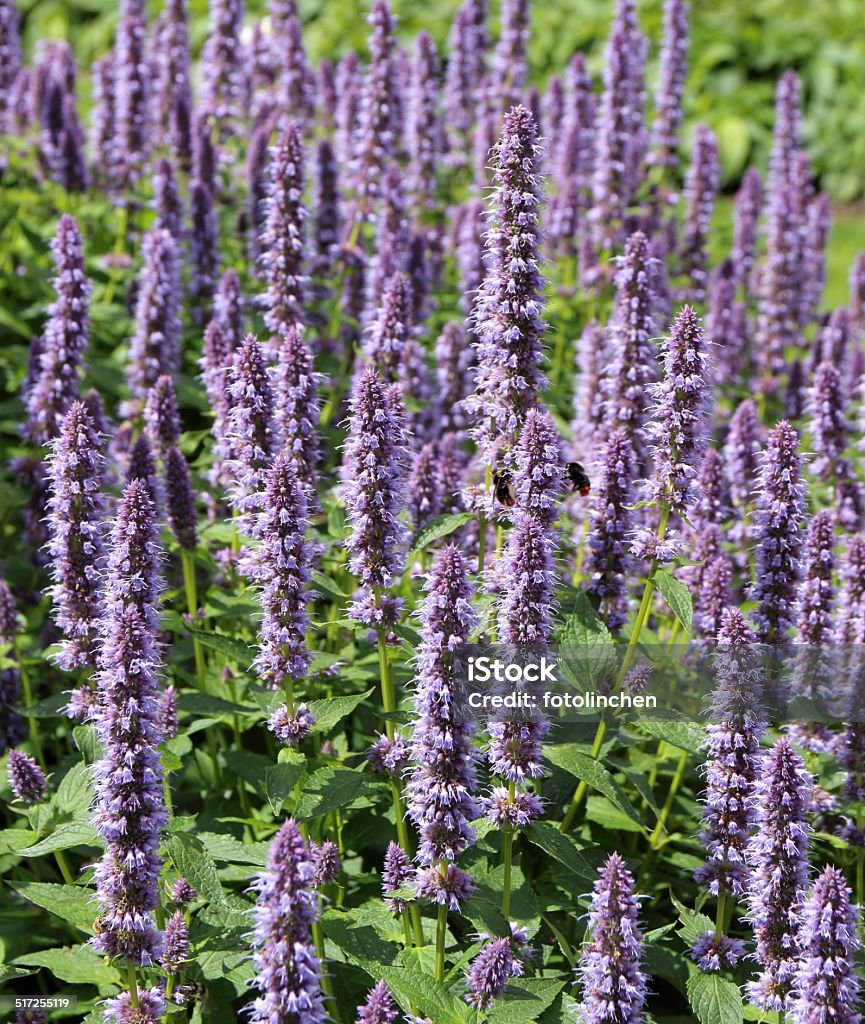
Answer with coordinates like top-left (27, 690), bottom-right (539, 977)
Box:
top-left (103, 206), bottom-right (129, 307)
top-left (181, 550), bottom-right (206, 688)
top-left (648, 749), bottom-right (689, 849)
top-left (435, 897), bottom-right (448, 982)
top-left (377, 629), bottom-right (396, 742)
top-left (714, 889), bottom-right (728, 943)
top-left (13, 637), bottom-right (44, 768)
top-left (127, 962), bottom-right (139, 1008)
top-left (54, 850), bottom-right (74, 885)
top-left (501, 781), bottom-right (516, 920)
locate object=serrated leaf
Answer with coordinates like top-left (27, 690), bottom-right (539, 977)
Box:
top-left (487, 977), bottom-right (568, 1024)
top-left (189, 629), bottom-right (252, 663)
top-left (12, 882), bottom-right (94, 932)
top-left (51, 762), bottom-right (92, 820)
top-left (311, 569), bottom-right (351, 599)
top-left (199, 831), bottom-right (269, 866)
top-left (376, 963), bottom-right (471, 1023)
top-left (164, 833), bottom-right (226, 907)
top-left (671, 892), bottom-right (715, 946)
top-left (14, 945), bottom-right (121, 986)
top-left (307, 688), bottom-right (374, 732)
top-left (178, 693), bottom-right (248, 717)
top-left (638, 717), bottom-right (704, 754)
top-left (653, 569), bottom-right (693, 634)
top-left (265, 759), bottom-right (307, 813)
top-left (0, 828), bottom-right (39, 853)
top-left (294, 766), bottom-right (373, 821)
top-left (544, 745), bottom-right (643, 827)
top-left (524, 823), bottom-right (598, 887)
top-left (17, 822), bottom-right (100, 857)
top-left (406, 512), bottom-right (474, 561)
top-left (687, 972), bottom-right (743, 1024)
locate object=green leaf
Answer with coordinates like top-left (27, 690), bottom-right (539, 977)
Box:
top-left (488, 977), bottom-right (568, 1024)
top-left (198, 831), bottom-right (269, 866)
top-left (72, 724), bottom-right (102, 763)
top-left (164, 833), bottom-right (226, 907)
top-left (51, 762), bottom-right (92, 820)
top-left (406, 512), bottom-right (474, 561)
top-left (265, 758), bottom-right (307, 813)
top-left (557, 590), bottom-right (613, 645)
top-left (178, 693), bottom-right (249, 717)
top-left (376, 963), bottom-right (471, 1023)
top-left (307, 688), bottom-right (374, 733)
top-left (653, 569), bottom-right (693, 634)
top-left (294, 765), bottom-right (373, 821)
top-left (17, 822), bottom-right (100, 857)
top-left (0, 828), bottom-right (39, 854)
top-left (311, 569), bottom-right (351, 599)
top-left (686, 972), bottom-right (744, 1024)
top-left (11, 882), bottom-right (94, 933)
top-left (638, 718), bottom-right (705, 755)
top-left (671, 892), bottom-right (715, 946)
top-left (524, 823), bottom-right (599, 887)
top-left (189, 629), bottom-right (252, 663)
top-left (14, 945), bottom-right (121, 986)
top-left (544, 745), bottom-right (644, 827)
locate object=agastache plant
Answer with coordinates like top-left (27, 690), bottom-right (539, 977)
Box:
top-left (650, 0), bottom-right (689, 170)
top-left (679, 125), bottom-right (719, 304)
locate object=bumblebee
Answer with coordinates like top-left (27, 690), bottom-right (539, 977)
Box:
top-left (566, 461), bottom-right (591, 497)
top-left (491, 462), bottom-right (591, 507)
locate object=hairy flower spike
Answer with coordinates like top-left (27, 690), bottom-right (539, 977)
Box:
top-left (650, 0), bottom-right (689, 169)
top-left (809, 360), bottom-right (850, 480)
top-left (407, 32), bottom-right (442, 210)
top-left (161, 910), bottom-right (189, 973)
top-left (273, 327), bottom-right (320, 491)
top-left (45, 401), bottom-right (106, 670)
top-left (679, 125), bottom-right (719, 304)
top-left (577, 852), bottom-right (648, 1024)
top-left (128, 230), bottom-right (182, 404)
top-left (114, 0), bottom-right (149, 186)
top-left (512, 408), bottom-right (564, 526)
top-left (466, 105), bottom-right (547, 465)
top-left (248, 819), bottom-right (325, 1024)
top-left (103, 988), bottom-right (165, 1024)
top-left (7, 750), bottom-right (47, 804)
top-left (144, 375), bottom-right (181, 455)
top-left (465, 938), bottom-right (516, 1010)
top-left (492, 0), bottom-right (529, 110)
top-left (200, 0), bottom-right (246, 131)
top-left (382, 840), bottom-right (413, 913)
top-left (732, 167), bottom-right (762, 293)
top-left (357, 980), bottom-right (398, 1024)
top-left (164, 446), bottom-right (198, 551)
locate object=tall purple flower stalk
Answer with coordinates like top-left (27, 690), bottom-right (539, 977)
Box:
top-left (0, 578), bottom-right (25, 752)
top-left (465, 938), bottom-right (517, 1010)
top-left (25, 215), bottom-right (91, 444)
top-left (442, 5), bottom-right (476, 161)
top-left (650, 0), bottom-right (689, 170)
top-left (7, 750), bottom-right (47, 805)
top-left (492, 0), bottom-right (529, 110)
top-left (89, 55), bottom-right (116, 186)
top-left (0, 0), bottom-right (21, 130)
top-left (746, 737), bottom-right (812, 1011)
top-left (152, 0), bottom-right (193, 170)
top-left (91, 479), bottom-right (167, 966)
top-left (407, 32), bottom-right (442, 211)
top-left (45, 401), bottom-right (106, 671)
top-left (795, 510), bottom-right (835, 645)
top-left (642, 306), bottom-right (710, 519)
top-left (576, 853), bottom-right (648, 1024)
top-left (465, 105), bottom-right (547, 466)
top-left (343, 368), bottom-right (409, 631)
top-left (838, 534), bottom-right (865, 644)
top-left (273, 327), bottom-right (320, 490)
top-left (748, 422), bottom-right (806, 643)
top-left (260, 120), bottom-right (307, 343)
top-left (200, 0), bottom-right (246, 131)
top-left (356, 981), bottom-right (398, 1024)
top-left (406, 544), bottom-right (479, 909)
top-left (435, 322), bottom-right (474, 432)
top-left (585, 430), bottom-right (635, 632)
top-left (572, 320), bottom-right (605, 459)
top-left (731, 166), bottom-right (762, 293)
top-left (128, 229), bottom-right (182, 404)
top-left (809, 360), bottom-right (850, 480)
top-left (679, 125), bottom-right (719, 304)
top-left (144, 375), bottom-right (181, 456)
top-left (790, 866), bottom-right (861, 1024)
top-left (114, 0), bottom-right (149, 187)
top-left (277, 17), bottom-right (314, 131)
top-left (152, 157), bottom-right (183, 240)
top-left (164, 446), bottom-right (198, 551)
top-left (248, 818), bottom-right (325, 1024)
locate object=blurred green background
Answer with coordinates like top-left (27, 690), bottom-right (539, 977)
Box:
top-left (13, 0), bottom-right (865, 200)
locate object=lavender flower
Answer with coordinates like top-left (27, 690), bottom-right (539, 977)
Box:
top-left (749, 422), bottom-right (806, 643)
top-left (838, 534), bottom-right (865, 644)
top-left (158, 684), bottom-right (178, 738)
top-left (161, 910), bottom-right (189, 973)
top-left (269, 703), bottom-right (315, 745)
top-left (746, 737), bottom-right (812, 1011)
top-left (642, 306), bottom-right (710, 519)
top-left (795, 510), bottom-right (835, 645)
top-left (690, 933), bottom-right (746, 972)
top-left (189, 179), bottom-right (220, 316)
top-left (415, 863), bottom-right (475, 912)
top-left (849, 250), bottom-right (865, 331)
top-left (152, 158), bottom-right (183, 240)
top-left (92, 480), bottom-right (166, 966)
top-left (572, 320), bottom-right (606, 459)
top-left (650, 0), bottom-right (689, 170)
top-left (466, 105), bottom-right (547, 465)
top-left (335, 51), bottom-right (361, 168)
top-left (465, 938), bottom-right (515, 1010)
top-left (103, 988), bottom-right (165, 1024)
top-left (556, 53), bottom-right (594, 201)
top-left (724, 398), bottom-right (760, 524)
top-left (497, 512), bottom-right (557, 646)
top-left (809, 360), bottom-right (850, 480)
top-left (312, 139), bottom-right (340, 293)
top-left (707, 262), bottom-right (748, 388)
top-left (367, 733), bottom-right (410, 776)
top-left (435, 322), bottom-right (474, 432)
top-left (407, 442), bottom-right (443, 529)
top-left (128, 229), bottom-right (182, 403)
top-left (584, 430), bottom-right (635, 631)
top-left (361, 270), bottom-right (412, 378)
top-left (261, 121), bottom-right (307, 342)
top-left (45, 401), bottom-right (106, 670)
top-left (381, 840), bottom-right (413, 913)
top-left (89, 56), bottom-right (116, 185)
top-left (406, 545), bottom-right (480, 870)
top-left (277, 17), bottom-right (314, 130)
top-left (25, 215), bottom-right (91, 444)
top-left (492, 0), bottom-right (529, 110)
top-left (127, 433), bottom-right (160, 510)
top-left (407, 32), bottom-right (442, 211)
top-left (312, 840), bottom-right (340, 886)
top-left (576, 852), bottom-right (648, 1024)
top-left (272, 327), bottom-right (320, 492)
top-left (679, 126), bottom-right (719, 304)
top-left (200, 0), bottom-right (246, 130)
top-left (226, 335), bottom-right (279, 525)
top-left (695, 608), bottom-right (765, 898)
top-left (356, 981), bottom-right (398, 1024)
top-left (252, 451), bottom-right (315, 687)
top-left (144, 375), bottom-right (181, 455)
top-left (152, 0), bottom-right (193, 169)
top-left (343, 369), bottom-right (410, 630)
top-left (455, 199), bottom-right (485, 318)
top-left (248, 818), bottom-right (325, 1024)
top-left (601, 232), bottom-right (658, 447)
top-left (442, 5), bottom-right (477, 160)
top-left (164, 446), bottom-right (198, 551)
top-left (732, 166), bottom-right (762, 293)
top-left (0, 0), bottom-right (21, 128)
top-left (512, 407), bottom-right (564, 526)
top-left (114, 0), bottom-right (149, 186)
top-left (171, 877), bottom-right (197, 906)
top-left (7, 750), bottom-right (47, 804)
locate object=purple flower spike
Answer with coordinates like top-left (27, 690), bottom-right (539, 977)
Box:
top-left (189, 178), bottom-right (220, 317)
top-left (443, 5), bottom-right (477, 160)
top-left (415, 863), bottom-right (475, 911)
top-left (144, 375), bottom-right (181, 455)
top-left (128, 229), bottom-right (182, 403)
top-left (492, 0), bottom-right (529, 110)
top-left (0, 0), bottom-right (21, 128)
top-left (642, 306), bottom-right (710, 519)
top-left (849, 251), bottom-right (865, 331)
top-left (707, 262), bottom-right (748, 389)
top-left (277, 17), bottom-right (314, 131)
top-left (512, 408), bottom-right (564, 526)
top-left (103, 988), bottom-right (165, 1024)
top-left (679, 125), bottom-right (719, 304)
top-left (368, 733), bottom-right (410, 777)
top-left (690, 933), bottom-right (746, 972)
top-left (311, 840), bottom-right (340, 886)
top-left (498, 512), bottom-right (557, 645)
top-left (158, 684), bottom-right (178, 739)
top-left (312, 139), bottom-right (340, 293)
top-left (200, 0), bottom-right (246, 131)
top-left (171, 877), bottom-right (197, 906)
top-left (382, 840), bottom-right (414, 913)
top-left (357, 980), bottom-right (398, 1024)
top-left (7, 750), bottom-right (47, 804)
top-left (435, 322), bottom-right (474, 432)
top-left (248, 819), bottom-right (325, 1024)
top-left (732, 167), bottom-right (762, 293)
top-left (25, 215), bottom-right (91, 444)
top-left (465, 937), bottom-right (515, 1010)
top-left (406, 544), bottom-right (480, 868)
top-left (127, 433), bottom-right (160, 511)
top-left (795, 510), bottom-right (835, 645)
top-left (809, 360), bottom-right (850, 480)
top-left (585, 430), bottom-right (635, 632)
top-left (152, 0), bottom-right (193, 171)
top-left (89, 56), bottom-right (116, 186)
top-left (161, 910), bottom-right (189, 973)
top-left (601, 232), bottom-right (658, 447)
top-left (269, 703), bottom-right (316, 745)
top-left (226, 335), bottom-right (279, 526)
top-left (407, 441), bottom-right (443, 529)
top-left (407, 32), bottom-right (442, 211)
top-left (695, 608), bottom-right (766, 897)
top-left (790, 865), bottom-right (861, 1024)
top-left (45, 401), bottom-right (106, 670)
top-left (253, 451), bottom-right (316, 688)
top-left (343, 369), bottom-right (410, 630)
top-left (746, 737), bottom-right (812, 1012)
top-left (572, 320), bottom-right (606, 458)
top-left (362, 270), bottom-right (413, 379)
top-left (466, 105), bottom-right (547, 465)
top-left (261, 121), bottom-right (307, 343)
top-left (576, 852), bottom-right (648, 1024)
top-left (650, 0), bottom-right (689, 170)
top-left (164, 445), bottom-right (198, 551)
top-left (114, 0), bottom-right (149, 187)
top-left (92, 479), bottom-right (166, 966)
top-left (152, 157), bottom-right (184, 240)
top-left (749, 422), bottom-right (806, 643)
top-left (838, 535), bottom-right (865, 644)
top-left (273, 327), bottom-right (320, 492)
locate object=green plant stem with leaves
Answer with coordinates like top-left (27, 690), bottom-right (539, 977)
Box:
top-left (501, 781), bottom-right (517, 920)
